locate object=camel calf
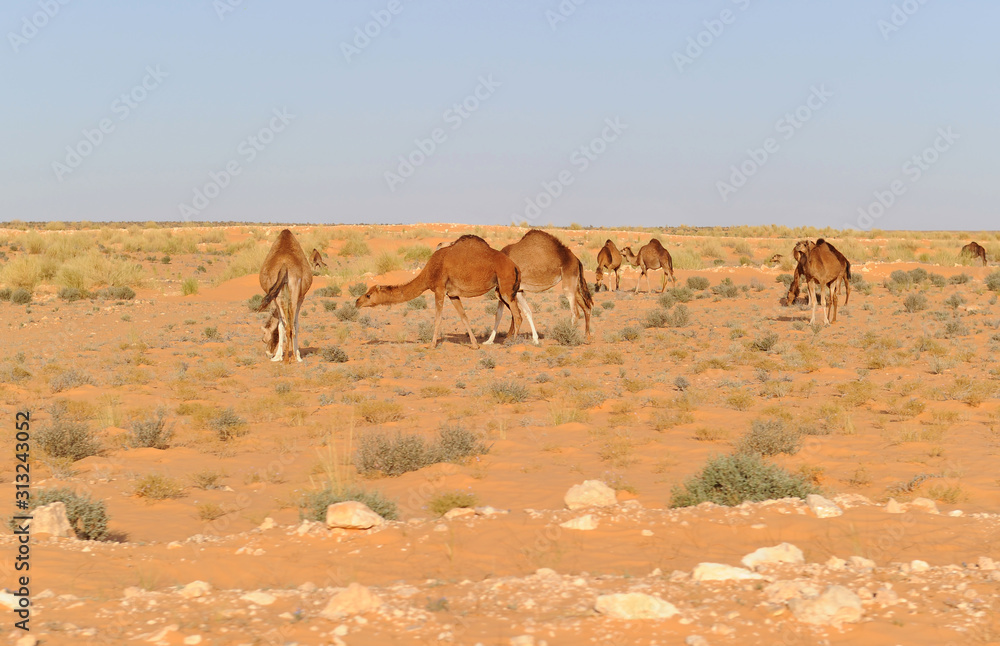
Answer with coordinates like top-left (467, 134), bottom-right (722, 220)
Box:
top-left (595, 239), bottom-right (623, 292)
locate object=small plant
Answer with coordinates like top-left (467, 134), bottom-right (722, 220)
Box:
top-left (128, 410), bottom-right (172, 449)
top-left (904, 293), bottom-right (928, 313)
top-left (348, 282), bottom-right (368, 297)
top-left (944, 293), bottom-right (966, 310)
top-left (0, 287), bottom-right (11, 301)
top-left (247, 294), bottom-right (264, 310)
top-left (133, 474), bottom-right (185, 500)
top-left (674, 376), bottom-right (690, 391)
top-left (336, 303), bottom-right (359, 322)
top-left (750, 331), bottom-right (779, 352)
top-left (96, 286), bottom-right (136, 301)
top-left (712, 278), bottom-right (740, 298)
top-left (407, 295), bottom-right (428, 310)
top-left (324, 301), bottom-right (338, 312)
top-left (375, 251), bottom-right (402, 274)
top-left (949, 273), bottom-right (971, 286)
top-left (299, 485), bottom-right (398, 521)
top-left (735, 418), bottom-right (801, 457)
top-left (315, 285), bottom-right (342, 297)
top-left (479, 356), bottom-right (496, 369)
top-left (17, 488), bottom-right (109, 540)
top-left (203, 326), bottom-right (220, 340)
top-left (667, 304), bottom-right (690, 327)
top-left (355, 400), bottom-right (405, 424)
top-left (197, 502), bottom-right (227, 521)
top-left (182, 277), bottom-right (199, 296)
top-left (211, 407), bottom-right (248, 441)
top-left (670, 453), bottom-right (817, 507)
top-left (36, 403), bottom-right (101, 461)
top-left (321, 346), bottom-right (349, 363)
top-left (355, 424), bottom-right (489, 477)
top-left (550, 319), bottom-right (584, 345)
top-left (49, 369), bottom-right (95, 393)
top-left (687, 276), bottom-right (710, 291)
top-left (601, 300), bottom-right (615, 310)
top-left (190, 469), bottom-right (225, 490)
top-left (10, 288), bottom-right (32, 304)
top-left (644, 308), bottom-right (669, 328)
top-left (58, 286), bottom-right (86, 302)
top-left (986, 271), bottom-right (1000, 292)
top-left (776, 274), bottom-right (793, 288)
top-left (428, 491), bottom-right (478, 516)
top-left (621, 326), bottom-right (640, 341)
top-left (486, 379), bottom-right (529, 404)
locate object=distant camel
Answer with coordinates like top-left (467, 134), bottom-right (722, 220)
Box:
top-left (621, 239), bottom-right (676, 293)
top-left (784, 239), bottom-right (850, 325)
top-left (310, 248), bottom-right (328, 271)
top-left (485, 229), bottom-right (592, 345)
top-left (787, 240), bottom-right (851, 309)
top-left (767, 253), bottom-right (783, 266)
top-left (961, 241), bottom-right (988, 266)
top-left (595, 239), bottom-right (623, 292)
top-left (258, 229), bottom-right (313, 362)
top-left (356, 235), bottom-right (522, 349)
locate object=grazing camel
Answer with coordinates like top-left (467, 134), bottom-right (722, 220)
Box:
top-left (787, 240), bottom-right (851, 309)
top-left (621, 239), bottom-right (676, 293)
top-left (356, 235), bottom-right (522, 349)
top-left (484, 229), bottom-right (593, 345)
top-left (961, 241), bottom-right (988, 267)
top-left (257, 229), bottom-right (313, 362)
top-left (310, 248), bottom-right (328, 271)
top-left (767, 253), bottom-right (783, 266)
top-left (784, 239), bottom-right (850, 325)
top-left (595, 239), bottom-right (623, 292)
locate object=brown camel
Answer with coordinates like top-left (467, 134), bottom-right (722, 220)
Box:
top-left (485, 229), bottom-right (593, 344)
top-left (767, 253), bottom-right (783, 266)
top-left (310, 248), bottom-right (328, 271)
top-left (621, 238), bottom-right (676, 293)
top-left (961, 241), bottom-right (988, 267)
top-left (356, 235), bottom-right (522, 349)
top-left (257, 229), bottom-right (313, 362)
top-left (595, 239), bottom-right (623, 292)
top-left (787, 240), bottom-right (851, 309)
top-left (784, 239), bottom-right (850, 324)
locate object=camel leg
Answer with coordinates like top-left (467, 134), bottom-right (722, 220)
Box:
top-left (658, 270), bottom-right (667, 293)
top-left (430, 292), bottom-right (446, 348)
top-left (515, 292), bottom-right (538, 344)
top-left (449, 296), bottom-right (479, 349)
top-left (614, 269), bottom-right (620, 291)
top-left (484, 299), bottom-right (505, 345)
top-left (271, 319), bottom-right (285, 362)
top-left (576, 291), bottom-right (592, 341)
top-left (807, 282), bottom-right (818, 325)
top-left (293, 304), bottom-right (303, 362)
top-left (565, 282), bottom-right (579, 326)
top-left (634, 269), bottom-right (643, 293)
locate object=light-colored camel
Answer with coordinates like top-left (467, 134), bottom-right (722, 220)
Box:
top-left (356, 235), bottom-right (522, 349)
top-left (310, 248), bottom-right (328, 271)
top-left (784, 239), bottom-right (850, 325)
top-left (621, 238), bottom-right (676, 292)
top-left (595, 239), bottom-right (623, 292)
top-left (258, 229), bottom-right (313, 362)
top-left (484, 229), bottom-right (593, 345)
top-left (961, 241), bottom-right (987, 266)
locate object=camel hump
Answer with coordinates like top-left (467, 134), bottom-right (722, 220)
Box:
top-left (816, 238), bottom-right (826, 246)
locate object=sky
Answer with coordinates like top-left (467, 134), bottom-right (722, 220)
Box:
top-left (1, 1), bottom-right (997, 230)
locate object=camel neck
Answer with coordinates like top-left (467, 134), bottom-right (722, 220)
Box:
top-left (379, 272), bottom-right (430, 303)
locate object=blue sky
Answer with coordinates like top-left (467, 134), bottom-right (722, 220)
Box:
top-left (1, 1), bottom-right (997, 230)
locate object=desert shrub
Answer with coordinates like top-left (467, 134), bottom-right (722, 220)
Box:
top-left (315, 285), bottom-right (342, 297)
top-left (432, 424), bottom-right (491, 462)
top-left (428, 491), bottom-right (478, 516)
top-left (644, 308), bottom-right (669, 328)
top-left (321, 346), bottom-right (349, 363)
top-left (203, 326), bottom-right (220, 340)
top-left (58, 287), bottom-right (86, 302)
top-left (407, 295), bottom-right (428, 310)
top-left (247, 294), bottom-right (263, 310)
top-left (210, 407), bottom-right (248, 441)
top-left (667, 304), bottom-right (690, 327)
top-left (356, 400), bottom-right (405, 424)
top-left (336, 303), bottom-right (359, 322)
top-left (486, 379), bottom-right (529, 403)
top-left (132, 474), bottom-right (184, 500)
top-left (36, 403), bottom-right (100, 461)
top-left (375, 252), bottom-right (402, 274)
top-left (985, 271), bottom-right (1000, 292)
top-left (600, 300), bottom-right (615, 310)
top-left (299, 485), bottom-right (398, 521)
top-left (95, 286), bottom-right (135, 300)
top-left (348, 282), bottom-right (368, 297)
top-left (399, 244), bottom-right (433, 263)
top-left (904, 293), bottom-right (928, 313)
top-left (670, 453), bottom-right (817, 507)
top-left (182, 277), bottom-right (199, 295)
top-left (10, 288), bottom-right (32, 304)
top-left (944, 293), bottom-right (965, 310)
top-left (735, 419), bottom-right (801, 456)
top-left (0, 287), bottom-right (11, 301)
top-left (949, 273), bottom-right (971, 286)
top-left (776, 274), bottom-right (793, 288)
top-left (355, 424), bottom-right (489, 477)
top-left (668, 287), bottom-right (693, 303)
top-left (687, 276), bottom-right (710, 291)
top-left (479, 356), bottom-right (496, 370)
top-left (339, 235), bottom-right (370, 257)
top-left (889, 270), bottom-right (911, 287)
top-left (621, 326), bottom-right (641, 341)
top-left (674, 376), bottom-right (690, 391)
top-left (908, 268), bottom-right (928, 283)
top-left (20, 488), bottom-right (109, 540)
top-left (657, 292), bottom-right (676, 309)
top-left (749, 331), bottom-right (778, 352)
top-left (49, 369), bottom-right (95, 393)
top-left (928, 273), bottom-right (947, 288)
top-left (416, 320), bottom-right (434, 343)
top-left (128, 410), bottom-right (172, 449)
top-left (712, 278), bottom-right (739, 298)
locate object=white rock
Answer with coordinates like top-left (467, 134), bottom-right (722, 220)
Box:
top-left (183, 636), bottom-right (203, 645)
top-left (443, 507), bottom-right (476, 520)
top-left (685, 637), bottom-right (709, 646)
top-left (691, 563), bottom-right (762, 582)
top-left (847, 556), bottom-right (876, 570)
top-left (16, 636), bottom-right (39, 646)
top-left (948, 509), bottom-right (963, 517)
top-left (535, 567), bottom-right (559, 578)
top-left (145, 624), bottom-right (179, 642)
top-left (825, 556), bottom-right (846, 571)
top-left (0, 591), bottom-right (20, 610)
top-left (326, 501), bottom-right (385, 529)
top-left (641, 529), bottom-right (654, 536)
top-left (564, 480), bottom-right (617, 510)
top-left (910, 560), bottom-right (930, 572)
top-left (805, 494), bottom-right (843, 519)
top-left (510, 636), bottom-right (535, 646)
top-left (333, 624), bottom-right (349, 636)
top-left (788, 585), bottom-right (863, 626)
top-left (258, 517), bottom-right (276, 530)
top-left (179, 581), bottom-right (212, 599)
top-left (884, 498), bottom-right (905, 514)
top-left (595, 593), bottom-right (679, 619)
top-left (560, 514), bottom-right (598, 530)
top-left (763, 580), bottom-right (820, 604)
top-left (319, 583), bottom-right (382, 619)
top-left (241, 591), bottom-right (276, 606)
top-left (909, 497), bottom-right (939, 514)
top-left (741, 543), bottom-right (805, 570)
top-left (29, 502), bottom-right (73, 537)
top-left (977, 557), bottom-right (997, 571)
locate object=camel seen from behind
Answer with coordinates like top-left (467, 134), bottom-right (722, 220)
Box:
top-left (257, 229), bottom-right (313, 362)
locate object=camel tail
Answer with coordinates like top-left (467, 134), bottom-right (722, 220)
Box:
top-left (258, 267), bottom-right (288, 313)
top-left (509, 265), bottom-right (521, 303)
top-left (577, 258), bottom-right (593, 309)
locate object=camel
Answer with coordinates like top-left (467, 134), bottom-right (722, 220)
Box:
top-left (961, 241), bottom-right (988, 267)
top-left (595, 239), bottom-right (623, 292)
top-left (257, 229), bottom-right (313, 362)
top-left (356, 235), bottom-right (522, 349)
top-left (786, 240), bottom-right (851, 309)
top-left (621, 238), bottom-right (676, 293)
top-left (310, 248), bottom-right (328, 271)
top-left (783, 239), bottom-right (850, 325)
top-left (767, 253), bottom-right (783, 266)
top-left (484, 229), bottom-right (593, 345)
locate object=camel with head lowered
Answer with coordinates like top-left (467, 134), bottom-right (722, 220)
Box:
top-left (595, 239), bottom-right (623, 292)
top-left (257, 229), bottom-right (313, 362)
top-left (961, 241), bottom-right (988, 267)
top-left (484, 229), bottom-right (593, 345)
top-left (621, 238), bottom-right (676, 293)
top-left (310, 248), bottom-right (328, 271)
top-left (356, 234), bottom-right (522, 349)
top-left (784, 239), bottom-right (851, 324)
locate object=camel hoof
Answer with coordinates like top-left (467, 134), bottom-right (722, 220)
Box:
top-left (270, 354), bottom-right (282, 362)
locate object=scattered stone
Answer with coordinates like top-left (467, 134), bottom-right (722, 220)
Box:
top-left (692, 563), bottom-right (762, 582)
top-left (910, 560), bottom-right (930, 572)
top-left (144, 624), bottom-right (179, 642)
top-left (326, 501), bottom-right (385, 530)
top-left (299, 581), bottom-right (318, 592)
top-left (909, 497), bottom-right (939, 514)
top-left (241, 591), bottom-right (276, 606)
top-left (167, 541), bottom-right (183, 549)
top-left (741, 543), bottom-right (805, 570)
top-left (594, 592), bottom-right (679, 619)
top-left (179, 581), bottom-right (212, 599)
top-left (475, 506), bottom-right (503, 516)
top-left (510, 636), bottom-right (535, 646)
top-left (444, 507), bottom-right (476, 520)
top-left (875, 587), bottom-right (899, 605)
top-left (685, 637), bottom-right (709, 646)
top-left (825, 556), bottom-right (846, 571)
top-left (560, 514), bottom-right (598, 530)
top-left (564, 480), bottom-right (617, 510)
top-left (535, 568), bottom-right (559, 578)
top-left (0, 591), bottom-right (20, 610)
top-left (847, 556), bottom-right (875, 570)
top-left (258, 517), bottom-right (276, 530)
top-left (183, 636), bottom-right (203, 645)
top-left (433, 523), bottom-right (449, 532)
top-left (949, 510), bottom-right (964, 517)
top-left (885, 498), bottom-right (904, 514)
top-left (29, 502), bottom-right (73, 537)
top-left (977, 557), bottom-right (997, 571)
top-left (788, 585), bottom-right (864, 627)
top-left (16, 636), bottom-right (38, 646)
top-left (805, 494), bottom-right (843, 519)
top-left (123, 586), bottom-right (143, 599)
top-left (320, 583), bottom-right (383, 619)
top-left (856, 586), bottom-right (874, 601)
top-left (641, 529), bottom-right (654, 536)
top-left (763, 580), bottom-right (820, 604)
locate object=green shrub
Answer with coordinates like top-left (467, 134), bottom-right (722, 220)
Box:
top-left (355, 424), bottom-right (489, 477)
top-left (133, 474), bottom-right (185, 500)
top-left (36, 403), bottom-right (100, 461)
top-left (210, 407), bottom-right (248, 441)
top-left (324, 301), bottom-right (338, 312)
top-left (407, 295), bottom-right (428, 310)
top-left (95, 286), bottom-right (136, 300)
top-left (735, 419), bottom-right (801, 457)
top-left (348, 282), bottom-right (368, 297)
top-left (986, 271), bottom-right (1000, 292)
top-left (657, 292), bottom-right (676, 309)
top-left (203, 326), bottom-right (220, 340)
top-left (670, 453), bottom-right (816, 508)
top-left (904, 293), bottom-right (928, 313)
top-left (667, 304), bottom-right (690, 327)
top-left (929, 273), bottom-right (947, 288)
top-left (668, 287), bottom-right (694, 303)
top-left (10, 288), bottom-right (32, 304)
top-left (49, 369), bottom-right (95, 394)
top-left (375, 252), bottom-right (402, 274)
top-left (20, 488), bottom-right (109, 540)
top-left (315, 285), bottom-right (342, 297)
top-left (321, 346), bottom-right (349, 362)
top-left (621, 326), bottom-right (640, 341)
top-left (128, 410), bottom-right (172, 449)
top-left (336, 303), bottom-right (359, 322)
top-left (299, 485), bottom-right (398, 521)
top-left (776, 274), bottom-right (793, 288)
top-left (428, 491), bottom-right (478, 516)
top-left (749, 331), bottom-right (779, 352)
top-left (908, 268), bottom-right (928, 283)
top-left (712, 278), bottom-right (739, 298)
top-left (356, 400), bottom-right (405, 424)
top-left (551, 319), bottom-right (584, 345)
top-left (416, 320), bottom-right (434, 343)
top-left (949, 273), bottom-right (971, 286)
top-left (644, 309), bottom-right (669, 328)
top-left (687, 276), bottom-right (710, 291)
top-left (58, 287), bottom-right (86, 302)
top-left (247, 294), bottom-right (264, 310)
top-left (181, 277), bottom-right (199, 295)
top-left (0, 287), bottom-right (11, 301)
top-left (339, 237), bottom-right (370, 257)
top-left (486, 380), bottom-right (529, 403)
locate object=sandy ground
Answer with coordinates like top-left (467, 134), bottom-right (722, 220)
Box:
top-left (1, 224), bottom-right (999, 645)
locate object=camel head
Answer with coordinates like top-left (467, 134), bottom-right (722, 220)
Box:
top-left (792, 240), bottom-right (814, 263)
top-left (621, 246), bottom-right (636, 264)
top-left (261, 312), bottom-right (280, 357)
top-left (311, 248), bottom-right (328, 270)
top-left (355, 285), bottom-right (381, 308)
top-left (782, 281), bottom-right (801, 307)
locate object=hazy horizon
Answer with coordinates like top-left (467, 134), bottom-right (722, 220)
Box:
top-left (3, 2), bottom-right (997, 231)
